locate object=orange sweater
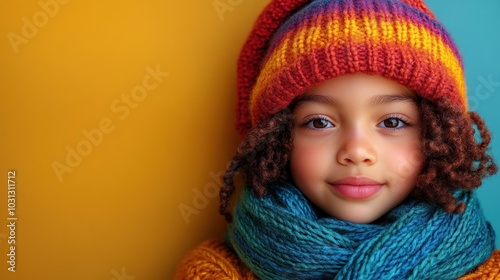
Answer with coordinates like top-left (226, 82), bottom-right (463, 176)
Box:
top-left (175, 238), bottom-right (500, 280)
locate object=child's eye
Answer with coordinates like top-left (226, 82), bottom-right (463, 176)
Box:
top-left (378, 117), bottom-right (409, 129)
top-left (303, 117), bottom-right (334, 129)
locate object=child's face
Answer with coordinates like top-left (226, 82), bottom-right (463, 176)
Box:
top-left (290, 73), bottom-right (423, 223)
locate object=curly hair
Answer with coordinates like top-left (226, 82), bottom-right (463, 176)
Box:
top-left (219, 108), bottom-right (294, 222)
top-left (219, 97), bottom-right (498, 222)
top-left (414, 98), bottom-right (498, 213)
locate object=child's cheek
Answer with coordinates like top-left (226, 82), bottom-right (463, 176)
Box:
top-left (291, 139), bottom-right (333, 186)
top-left (388, 141), bottom-right (424, 184)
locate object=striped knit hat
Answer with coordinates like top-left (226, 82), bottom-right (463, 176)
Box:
top-left (236, 0), bottom-right (466, 135)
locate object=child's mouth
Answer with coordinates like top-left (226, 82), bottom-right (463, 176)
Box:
top-left (329, 177), bottom-right (384, 200)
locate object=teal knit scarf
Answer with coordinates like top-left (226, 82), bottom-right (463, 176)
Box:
top-left (227, 183), bottom-right (495, 279)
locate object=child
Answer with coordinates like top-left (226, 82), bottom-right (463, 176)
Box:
top-left (175, 0), bottom-right (499, 278)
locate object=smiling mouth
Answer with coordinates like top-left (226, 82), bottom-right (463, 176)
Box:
top-left (329, 177), bottom-right (384, 199)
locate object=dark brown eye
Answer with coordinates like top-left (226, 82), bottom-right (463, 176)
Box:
top-left (379, 117), bottom-right (409, 129)
top-left (312, 119), bottom-right (329, 128)
top-left (383, 118), bottom-right (400, 128)
top-left (305, 118), bottom-right (333, 129)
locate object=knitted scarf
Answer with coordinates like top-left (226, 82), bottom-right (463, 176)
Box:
top-left (227, 183), bottom-right (496, 279)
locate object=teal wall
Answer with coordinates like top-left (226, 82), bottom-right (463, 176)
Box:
top-left (427, 0), bottom-right (500, 247)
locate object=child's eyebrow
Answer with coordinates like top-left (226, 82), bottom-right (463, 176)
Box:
top-left (291, 91), bottom-right (417, 109)
top-left (291, 94), bottom-right (337, 108)
top-left (368, 92), bottom-right (418, 106)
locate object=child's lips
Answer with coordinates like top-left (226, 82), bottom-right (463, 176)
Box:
top-left (329, 177), bottom-right (384, 199)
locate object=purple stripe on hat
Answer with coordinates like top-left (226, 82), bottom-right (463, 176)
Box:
top-left (266, 0), bottom-right (461, 65)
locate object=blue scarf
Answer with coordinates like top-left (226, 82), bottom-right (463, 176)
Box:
top-left (227, 183), bottom-right (495, 279)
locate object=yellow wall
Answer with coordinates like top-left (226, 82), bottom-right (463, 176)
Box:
top-left (0, 0), bottom-right (268, 279)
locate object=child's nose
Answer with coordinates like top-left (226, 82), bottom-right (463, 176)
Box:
top-left (336, 129), bottom-right (377, 166)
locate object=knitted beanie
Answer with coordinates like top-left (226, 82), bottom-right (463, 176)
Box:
top-left (235, 0), bottom-right (466, 135)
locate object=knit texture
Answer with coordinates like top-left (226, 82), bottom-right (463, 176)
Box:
top-left (174, 238), bottom-right (255, 279)
top-left (460, 250), bottom-right (500, 280)
top-left (174, 240), bottom-right (500, 279)
top-left (236, 0), bottom-right (466, 135)
top-left (226, 184), bottom-right (495, 279)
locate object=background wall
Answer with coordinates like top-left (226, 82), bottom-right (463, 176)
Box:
top-left (0, 1), bottom-right (498, 279)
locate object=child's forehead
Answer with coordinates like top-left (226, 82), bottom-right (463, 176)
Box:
top-left (307, 73), bottom-right (413, 95)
